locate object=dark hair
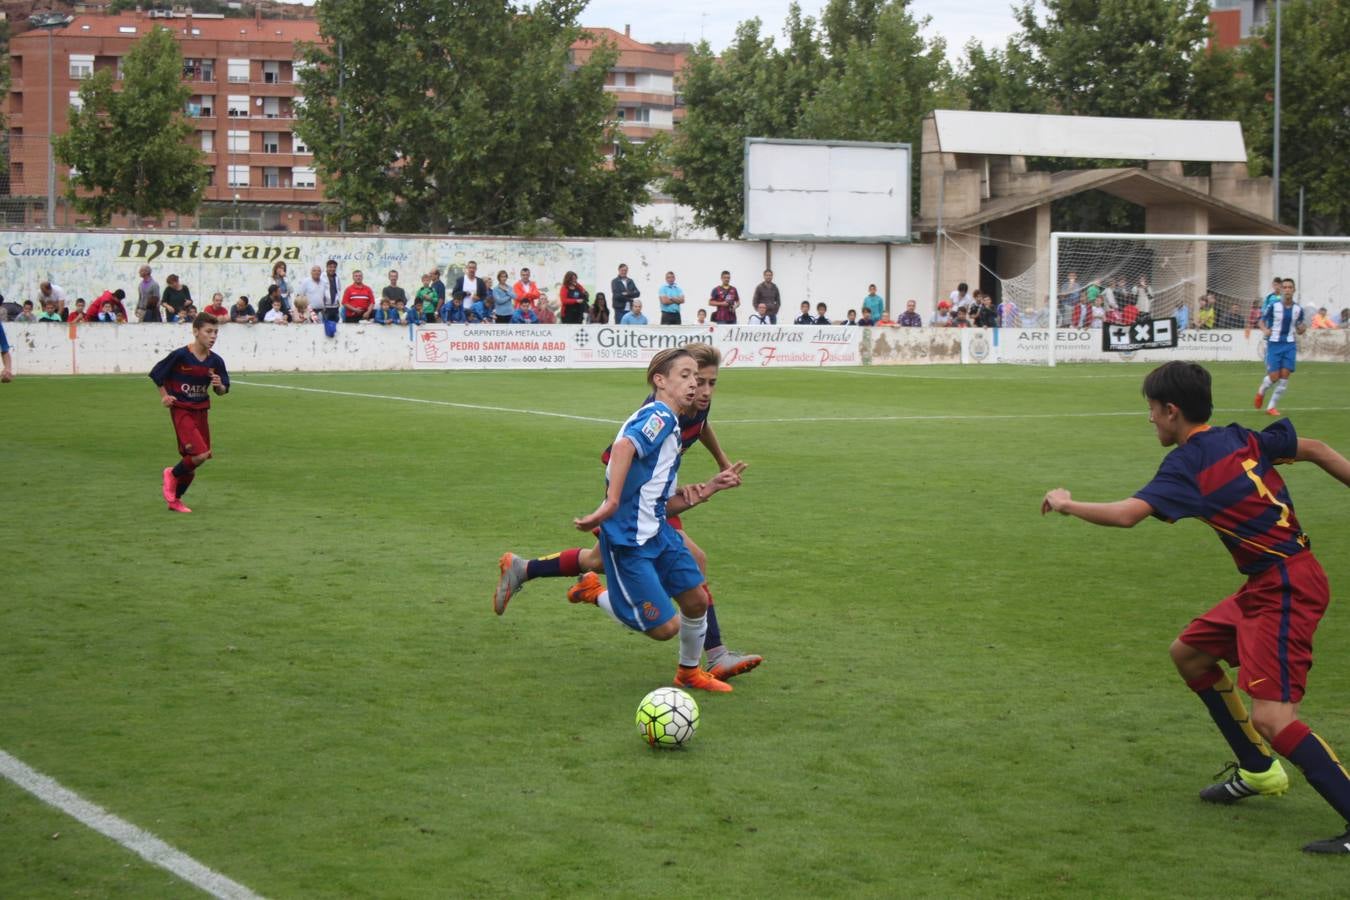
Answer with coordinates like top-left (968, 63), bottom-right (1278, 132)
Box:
top-left (646, 348), bottom-right (693, 386)
top-left (193, 311), bottom-right (219, 329)
top-left (1282, 278), bottom-right (1296, 288)
top-left (1142, 361), bottom-right (1213, 423)
top-left (958, 282), bottom-right (968, 293)
top-left (113, 289), bottom-right (126, 300)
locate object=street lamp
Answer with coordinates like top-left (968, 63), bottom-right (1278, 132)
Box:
top-left (30, 12), bottom-right (74, 229)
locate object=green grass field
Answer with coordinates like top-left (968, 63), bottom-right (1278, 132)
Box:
top-left (3, 361), bottom-right (1349, 898)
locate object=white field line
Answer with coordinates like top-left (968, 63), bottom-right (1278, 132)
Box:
top-left (0, 749), bottom-right (264, 900)
top-left (233, 381), bottom-right (1349, 427)
top-left (232, 380), bottom-right (621, 424)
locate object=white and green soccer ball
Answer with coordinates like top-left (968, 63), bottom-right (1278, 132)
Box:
top-left (636, 687), bottom-right (699, 749)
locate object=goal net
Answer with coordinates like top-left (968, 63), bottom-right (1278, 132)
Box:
top-left (976, 232), bottom-right (1350, 364)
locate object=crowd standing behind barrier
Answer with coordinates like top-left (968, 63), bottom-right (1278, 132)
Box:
top-left (3, 264), bottom-right (1346, 334)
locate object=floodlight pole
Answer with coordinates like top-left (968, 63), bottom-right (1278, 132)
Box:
top-left (1272, 0), bottom-right (1281, 223)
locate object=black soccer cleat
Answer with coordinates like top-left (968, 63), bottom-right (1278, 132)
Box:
top-left (1303, 827), bottom-right (1350, 855)
top-left (1199, 760), bottom-right (1289, 804)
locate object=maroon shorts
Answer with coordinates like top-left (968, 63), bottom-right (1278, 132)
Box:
top-left (1177, 551), bottom-right (1329, 702)
top-left (171, 406), bottom-right (211, 458)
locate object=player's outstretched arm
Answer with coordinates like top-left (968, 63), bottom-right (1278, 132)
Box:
top-left (1295, 439), bottom-right (1350, 488)
top-left (574, 438), bottom-right (635, 531)
top-left (667, 463), bottom-right (745, 516)
top-left (1041, 489), bottom-right (1152, 528)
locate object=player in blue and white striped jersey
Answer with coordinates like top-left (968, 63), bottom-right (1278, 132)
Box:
top-left (1255, 278), bottom-right (1307, 417)
top-left (570, 348), bottom-right (744, 693)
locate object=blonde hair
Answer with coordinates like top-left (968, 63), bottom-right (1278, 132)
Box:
top-left (684, 342), bottom-right (721, 369)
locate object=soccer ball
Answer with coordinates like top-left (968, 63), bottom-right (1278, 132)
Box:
top-left (636, 687), bottom-right (699, 749)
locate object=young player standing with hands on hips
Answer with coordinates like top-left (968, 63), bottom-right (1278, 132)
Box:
top-left (149, 312), bottom-right (230, 513)
top-left (1042, 361), bottom-right (1350, 854)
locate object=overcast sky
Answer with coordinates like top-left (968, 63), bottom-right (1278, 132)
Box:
top-left (579, 0), bottom-right (1022, 61)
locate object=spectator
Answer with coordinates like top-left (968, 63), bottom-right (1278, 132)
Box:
top-left (230, 296), bottom-right (257, 324)
top-left (695, 308), bottom-right (707, 325)
top-left (37, 300), bottom-right (62, 322)
top-left (862, 284), bottom-right (884, 322)
top-left (620, 299), bottom-right (648, 325)
top-left (181, 301), bottom-right (198, 320)
top-left (1197, 294), bottom-right (1217, 329)
top-left (1262, 276), bottom-right (1282, 314)
top-left (1174, 301), bottom-right (1190, 331)
top-left (559, 271), bottom-right (589, 324)
top-left (814, 302), bottom-right (832, 325)
top-left (1132, 274), bottom-right (1153, 318)
top-left (611, 263), bottom-right (640, 323)
top-left (454, 261), bottom-right (488, 309)
top-left (974, 294), bottom-right (998, 328)
top-left (842, 309), bottom-right (859, 326)
top-left (140, 290), bottom-right (165, 323)
top-left (491, 271), bottom-right (515, 323)
top-left (930, 300), bottom-right (952, 327)
top-left (136, 265), bottom-right (161, 322)
top-left (1311, 307), bottom-right (1338, 329)
top-left (950, 281), bottom-right (974, 311)
top-left (511, 300), bottom-right (539, 324)
top-left (262, 296), bottom-right (289, 324)
top-left (162, 274), bottom-right (192, 319)
top-left (658, 271), bottom-right (685, 325)
top-left (876, 311), bottom-right (896, 327)
top-left (748, 302), bottom-right (771, 325)
top-left (793, 301), bottom-right (814, 325)
top-left (898, 299), bottom-right (923, 327)
top-left (1056, 273), bottom-right (1080, 320)
top-left (291, 298), bottom-right (319, 323)
top-left (67, 298), bottom-right (88, 323)
top-left (1340, 308), bottom-right (1350, 328)
top-left (204, 293), bottom-right (229, 319)
top-left (536, 295), bottom-right (558, 324)
top-left (261, 284), bottom-right (283, 320)
top-left (38, 280), bottom-right (69, 320)
top-left (382, 270), bottom-right (407, 315)
top-left (87, 289), bottom-right (128, 323)
top-left (322, 259), bottom-right (342, 322)
top-left (952, 307), bottom-right (971, 328)
top-left (857, 308), bottom-right (876, 327)
top-left (1071, 293), bottom-right (1094, 328)
top-left (753, 269), bottom-right (781, 323)
top-left (512, 267), bottom-right (541, 308)
top-left (430, 267), bottom-right (447, 308)
top-left (416, 274), bottom-right (440, 323)
top-left (342, 270), bottom-right (376, 322)
top-left (1101, 277), bottom-right (1119, 313)
top-left (271, 261), bottom-right (292, 312)
top-left (468, 291), bottom-right (493, 324)
top-left (1084, 280), bottom-right (1101, 317)
top-left (440, 293), bottom-right (468, 324)
top-left (1246, 299), bottom-right (1263, 330)
top-left (374, 297), bottom-right (395, 325)
top-left (708, 271), bottom-right (738, 325)
top-left (590, 292), bottom-right (610, 325)
top-left (296, 265), bottom-right (326, 316)
top-left (997, 296), bottom-right (1020, 328)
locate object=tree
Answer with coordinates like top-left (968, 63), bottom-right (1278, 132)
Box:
top-left (294, 0), bottom-right (658, 235)
top-left (1234, 0), bottom-right (1350, 233)
top-left (669, 1), bottom-right (955, 238)
top-left (53, 26), bottom-right (207, 225)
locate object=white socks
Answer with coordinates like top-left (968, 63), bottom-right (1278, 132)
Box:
top-left (596, 591), bottom-right (624, 626)
top-left (1269, 378), bottom-right (1289, 410)
top-left (678, 613), bottom-right (708, 667)
top-left (1259, 375), bottom-right (1273, 395)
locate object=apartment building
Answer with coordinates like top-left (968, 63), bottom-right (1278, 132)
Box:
top-left (5, 15), bottom-right (687, 232)
top-left (1208, 0), bottom-right (1271, 48)
top-left (7, 11), bottom-right (325, 230)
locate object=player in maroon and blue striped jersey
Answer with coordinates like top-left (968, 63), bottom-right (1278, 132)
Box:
top-left (493, 343), bottom-right (763, 683)
top-left (148, 312), bottom-right (230, 513)
top-left (1043, 361), bottom-right (1350, 855)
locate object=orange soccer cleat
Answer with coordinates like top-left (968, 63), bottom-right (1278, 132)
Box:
top-left (1253, 391), bottom-right (1265, 409)
top-left (567, 572), bottom-right (603, 606)
top-left (1266, 408), bottom-right (1281, 417)
top-left (675, 665), bottom-right (733, 693)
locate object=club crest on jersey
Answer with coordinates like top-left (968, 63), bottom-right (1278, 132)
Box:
top-left (641, 602), bottom-right (660, 621)
top-left (641, 413), bottom-right (666, 442)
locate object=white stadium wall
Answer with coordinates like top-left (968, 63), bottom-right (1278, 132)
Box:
top-left (8, 322), bottom-right (1348, 376)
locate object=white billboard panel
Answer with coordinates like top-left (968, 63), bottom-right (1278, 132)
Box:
top-left (743, 138), bottom-right (911, 243)
top-left (932, 110), bottom-right (1247, 163)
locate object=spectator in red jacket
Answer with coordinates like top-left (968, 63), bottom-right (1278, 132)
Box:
top-left (86, 289), bottom-right (129, 323)
top-left (342, 270), bottom-right (376, 322)
top-left (559, 271), bottom-right (589, 324)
